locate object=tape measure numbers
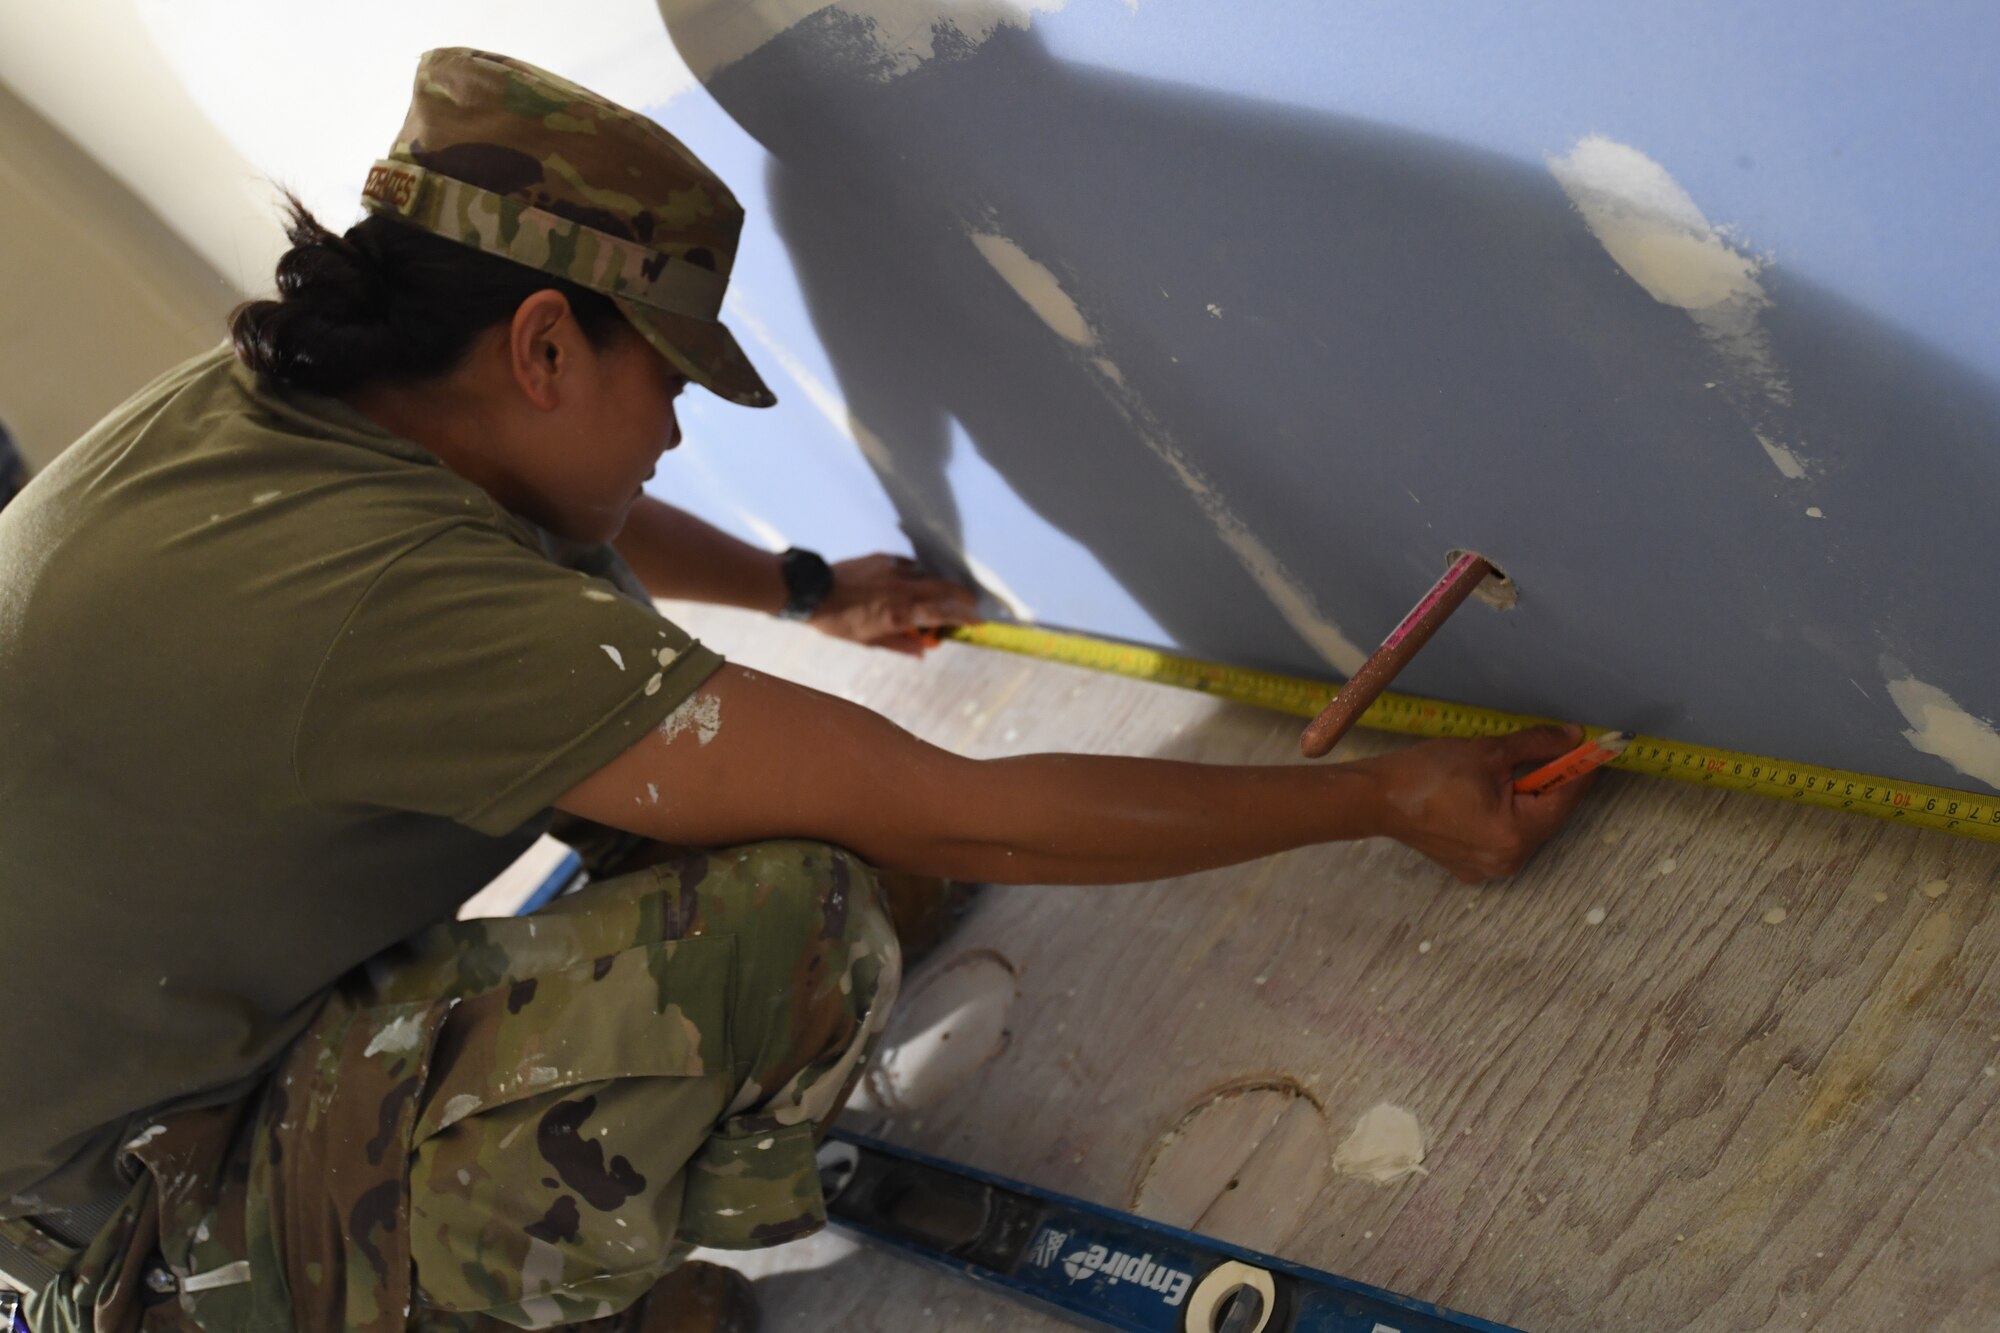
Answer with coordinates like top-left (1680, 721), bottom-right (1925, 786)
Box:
top-left (944, 623), bottom-right (2000, 845)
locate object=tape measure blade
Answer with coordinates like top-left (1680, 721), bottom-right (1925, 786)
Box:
top-left (946, 624), bottom-right (2000, 844)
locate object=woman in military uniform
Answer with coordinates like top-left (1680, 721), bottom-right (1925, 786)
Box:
top-left (0, 49), bottom-right (1592, 1333)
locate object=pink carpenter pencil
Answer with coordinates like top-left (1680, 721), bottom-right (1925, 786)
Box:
top-left (1301, 551), bottom-right (1494, 758)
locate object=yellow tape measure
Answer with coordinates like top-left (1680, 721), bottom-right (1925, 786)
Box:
top-left (944, 622), bottom-right (2000, 845)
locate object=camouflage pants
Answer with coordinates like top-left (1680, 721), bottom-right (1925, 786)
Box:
top-left (27, 840), bottom-right (901, 1333)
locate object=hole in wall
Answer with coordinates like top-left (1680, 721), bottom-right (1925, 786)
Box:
top-left (1446, 548), bottom-right (1518, 609)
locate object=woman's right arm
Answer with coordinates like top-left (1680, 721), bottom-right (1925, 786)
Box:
top-left (555, 665), bottom-right (1595, 886)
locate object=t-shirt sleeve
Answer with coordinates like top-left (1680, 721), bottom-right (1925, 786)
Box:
top-left (294, 522), bottom-right (723, 836)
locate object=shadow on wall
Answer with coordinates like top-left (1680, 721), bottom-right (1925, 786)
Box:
top-left (666, 9), bottom-right (2000, 792)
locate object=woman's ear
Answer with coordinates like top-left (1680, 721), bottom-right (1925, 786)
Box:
top-left (507, 290), bottom-right (580, 411)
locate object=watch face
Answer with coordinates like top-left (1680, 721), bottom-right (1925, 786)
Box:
top-left (782, 548), bottom-right (835, 617)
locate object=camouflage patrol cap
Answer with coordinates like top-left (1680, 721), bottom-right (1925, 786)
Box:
top-left (361, 47), bottom-right (775, 408)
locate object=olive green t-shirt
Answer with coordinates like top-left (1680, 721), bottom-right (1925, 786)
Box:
top-left (0, 347), bottom-right (721, 1213)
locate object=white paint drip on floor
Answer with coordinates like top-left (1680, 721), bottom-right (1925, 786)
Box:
top-left (663, 0), bottom-right (1067, 83)
top-left (970, 227), bottom-right (1367, 675)
top-left (1549, 136), bottom-right (1806, 480)
top-left (1332, 1102), bottom-right (1428, 1184)
top-left (1885, 672), bottom-right (2000, 791)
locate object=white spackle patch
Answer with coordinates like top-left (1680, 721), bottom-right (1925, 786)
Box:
top-left (250, 490), bottom-right (282, 505)
top-left (1921, 878), bottom-right (1949, 900)
top-left (1548, 135), bottom-right (1802, 475)
top-left (1584, 906), bottom-right (1608, 926)
top-left (1205, 303), bottom-right (1223, 318)
top-left (644, 672), bottom-right (664, 696)
top-left (600, 644), bottom-right (625, 671)
top-left (1416, 939), bottom-right (1433, 954)
top-left (663, 0), bottom-right (1069, 83)
top-left (1885, 673), bottom-right (2000, 791)
top-left (1806, 506), bottom-right (1825, 519)
top-left (1156, 451), bottom-right (1366, 673)
top-left (363, 1012), bottom-right (425, 1058)
top-left (1656, 856), bottom-right (1679, 876)
top-left (970, 233), bottom-right (1095, 346)
top-left (1550, 136), bottom-right (1763, 309)
top-left (658, 692), bottom-right (724, 747)
top-left (1756, 433), bottom-right (1807, 480)
top-left (658, 646), bottom-right (680, 667)
top-left (956, 226), bottom-right (1368, 674)
top-left (583, 588), bottom-right (618, 603)
top-left (1761, 906), bottom-right (1788, 925)
top-left (1332, 1103), bottom-right (1428, 1184)
top-left (1091, 357), bottom-right (1126, 387)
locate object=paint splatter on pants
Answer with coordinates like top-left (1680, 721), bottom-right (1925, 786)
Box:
top-left (26, 841), bottom-right (902, 1333)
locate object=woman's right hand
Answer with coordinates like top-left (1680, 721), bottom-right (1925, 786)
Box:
top-left (1355, 725), bottom-right (1598, 883)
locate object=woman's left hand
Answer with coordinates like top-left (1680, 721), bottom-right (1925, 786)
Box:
top-left (810, 554), bottom-right (982, 655)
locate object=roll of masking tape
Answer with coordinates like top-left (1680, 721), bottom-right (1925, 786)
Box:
top-left (1184, 1260), bottom-right (1277, 1333)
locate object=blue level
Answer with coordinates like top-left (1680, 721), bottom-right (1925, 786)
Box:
top-left (518, 848), bottom-right (586, 914)
top-left (819, 1131), bottom-right (1521, 1333)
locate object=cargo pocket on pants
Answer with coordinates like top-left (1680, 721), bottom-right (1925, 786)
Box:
top-left (412, 934), bottom-right (738, 1143)
top-left (677, 1121), bottom-right (825, 1250)
top-left (403, 935), bottom-right (740, 1323)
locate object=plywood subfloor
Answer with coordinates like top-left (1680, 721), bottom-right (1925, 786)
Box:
top-left (655, 601), bottom-right (2000, 1333)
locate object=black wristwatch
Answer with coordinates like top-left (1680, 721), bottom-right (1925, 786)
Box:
top-left (777, 547), bottom-right (835, 620)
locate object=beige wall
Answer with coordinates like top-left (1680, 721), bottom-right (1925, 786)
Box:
top-left (0, 80), bottom-right (238, 472)
top-left (0, 0), bottom-right (285, 299)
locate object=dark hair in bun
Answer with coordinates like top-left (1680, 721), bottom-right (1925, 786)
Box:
top-left (229, 192), bottom-right (627, 395)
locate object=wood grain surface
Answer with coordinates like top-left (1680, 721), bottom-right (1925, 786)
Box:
top-left (661, 601), bottom-right (2000, 1333)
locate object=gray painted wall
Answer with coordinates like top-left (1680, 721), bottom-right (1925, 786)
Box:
top-left (662, 7), bottom-right (2000, 796)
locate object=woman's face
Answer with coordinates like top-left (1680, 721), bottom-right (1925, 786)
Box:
top-left (517, 325), bottom-right (687, 546)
